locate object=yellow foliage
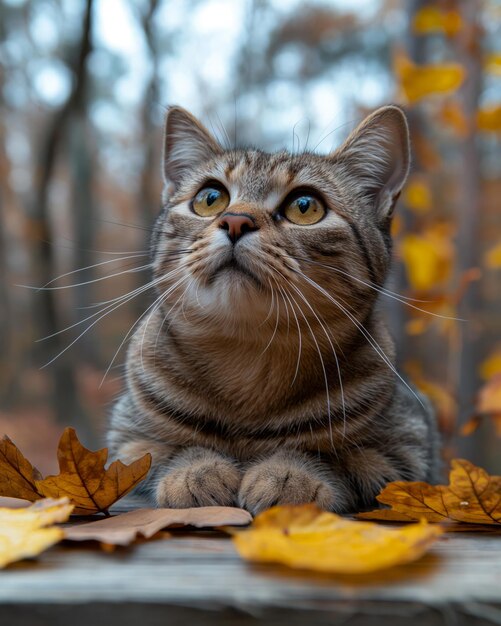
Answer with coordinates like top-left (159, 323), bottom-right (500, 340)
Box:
top-left (404, 176), bottom-right (432, 214)
top-left (485, 53), bottom-right (501, 76)
top-left (230, 504), bottom-right (442, 574)
top-left (477, 105), bottom-right (501, 133)
top-left (439, 101), bottom-right (469, 137)
top-left (400, 224), bottom-right (455, 292)
top-left (0, 498), bottom-right (73, 568)
top-left (480, 347), bottom-right (501, 380)
top-left (485, 241), bottom-right (501, 268)
top-left (412, 7), bottom-right (462, 37)
top-left (394, 52), bottom-right (465, 105)
top-left (359, 460), bottom-right (501, 525)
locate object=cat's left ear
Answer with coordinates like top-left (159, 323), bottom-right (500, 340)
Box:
top-left (163, 106), bottom-right (223, 191)
top-left (331, 105), bottom-right (410, 221)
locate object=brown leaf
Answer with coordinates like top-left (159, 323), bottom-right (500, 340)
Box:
top-left (359, 459), bottom-right (501, 526)
top-left (0, 429), bottom-right (152, 516)
top-left (64, 506), bottom-right (252, 546)
top-left (36, 428), bottom-right (152, 515)
top-left (0, 436), bottom-right (43, 501)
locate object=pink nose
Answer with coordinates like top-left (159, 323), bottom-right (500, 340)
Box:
top-left (218, 213), bottom-right (258, 243)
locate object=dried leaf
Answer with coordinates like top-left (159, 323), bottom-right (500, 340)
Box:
top-left (230, 504), bottom-right (442, 574)
top-left (438, 101), bottom-right (469, 137)
top-left (36, 429), bottom-right (152, 515)
top-left (0, 429), bottom-right (152, 515)
top-left (400, 223), bottom-right (455, 291)
top-left (0, 498), bottom-right (73, 568)
top-left (0, 436), bottom-right (43, 501)
top-left (477, 105), bottom-right (501, 133)
top-left (485, 241), bottom-right (501, 269)
top-left (360, 460), bottom-right (501, 525)
top-left (395, 52), bottom-right (465, 105)
top-left (412, 7), bottom-right (462, 37)
top-left (64, 506), bottom-right (252, 546)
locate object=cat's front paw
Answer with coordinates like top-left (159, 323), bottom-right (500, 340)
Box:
top-left (238, 453), bottom-right (340, 515)
top-left (155, 450), bottom-right (241, 508)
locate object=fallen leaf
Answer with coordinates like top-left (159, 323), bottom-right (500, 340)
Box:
top-left (229, 504), bottom-right (442, 574)
top-left (400, 223), bottom-right (455, 291)
top-left (0, 435), bottom-right (43, 501)
top-left (395, 52), bottom-right (465, 105)
top-left (460, 415), bottom-right (482, 437)
top-left (0, 428), bottom-right (152, 515)
top-left (412, 7), bottom-right (462, 37)
top-left (0, 498), bottom-right (73, 568)
top-left (478, 105), bottom-right (501, 133)
top-left (485, 241), bottom-right (501, 269)
top-left (64, 506), bottom-right (252, 546)
top-left (360, 459), bottom-right (501, 525)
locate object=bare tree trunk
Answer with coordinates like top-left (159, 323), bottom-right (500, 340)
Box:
top-left (454, 0), bottom-right (483, 461)
top-left (30, 0), bottom-right (94, 432)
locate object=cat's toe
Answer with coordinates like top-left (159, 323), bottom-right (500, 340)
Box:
top-left (238, 463), bottom-right (336, 515)
top-left (155, 459), bottom-right (241, 508)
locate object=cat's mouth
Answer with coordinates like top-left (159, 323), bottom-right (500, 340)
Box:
top-left (211, 256), bottom-right (263, 288)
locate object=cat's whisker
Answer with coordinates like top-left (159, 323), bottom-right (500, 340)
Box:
top-left (38, 254), bottom-right (150, 288)
top-left (153, 279), bottom-right (195, 362)
top-left (294, 269), bottom-right (425, 410)
top-left (259, 279), bottom-right (281, 357)
top-left (139, 274), bottom-right (191, 375)
top-left (279, 283), bottom-right (303, 387)
top-left (279, 271), bottom-right (346, 444)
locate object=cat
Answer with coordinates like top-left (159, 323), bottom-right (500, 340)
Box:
top-left (108, 104), bottom-right (441, 514)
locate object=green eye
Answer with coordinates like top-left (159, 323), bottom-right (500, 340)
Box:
top-left (192, 186), bottom-right (230, 217)
top-left (284, 195), bottom-right (325, 225)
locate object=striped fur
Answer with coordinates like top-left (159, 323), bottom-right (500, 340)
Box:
top-left (108, 105), bottom-right (441, 514)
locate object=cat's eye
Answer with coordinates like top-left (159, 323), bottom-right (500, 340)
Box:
top-left (283, 195), bottom-right (325, 225)
top-left (192, 186), bottom-right (230, 217)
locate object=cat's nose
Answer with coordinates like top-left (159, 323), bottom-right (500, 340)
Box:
top-left (218, 212), bottom-right (258, 244)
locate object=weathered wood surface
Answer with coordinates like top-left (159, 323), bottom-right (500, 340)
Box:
top-left (1, 500), bottom-right (501, 625)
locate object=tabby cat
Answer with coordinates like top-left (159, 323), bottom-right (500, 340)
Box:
top-left (108, 104), bottom-right (440, 514)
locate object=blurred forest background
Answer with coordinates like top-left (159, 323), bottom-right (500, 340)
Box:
top-left (0, 0), bottom-right (500, 474)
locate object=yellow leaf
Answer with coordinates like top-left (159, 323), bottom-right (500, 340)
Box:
top-left (485, 53), bottom-right (501, 76)
top-left (480, 347), bottom-right (501, 380)
top-left (395, 52), bottom-right (465, 105)
top-left (404, 176), bottom-right (432, 214)
top-left (361, 460), bottom-right (501, 525)
top-left (412, 7), bottom-right (462, 37)
top-left (0, 498), bottom-right (73, 568)
top-left (439, 101), bottom-right (469, 137)
top-left (477, 105), bottom-right (501, 133)
top-left (0, 429), bottom-right (152, 516)
top-left (230, 504), bottom-right (442, 574)
top-left (400, 224), bottom-right (455, 291)
top-left (485, 241), bottom-right (501, 268)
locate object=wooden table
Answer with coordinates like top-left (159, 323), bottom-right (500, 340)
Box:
top-left (1, 503), bottom-right (501, 626)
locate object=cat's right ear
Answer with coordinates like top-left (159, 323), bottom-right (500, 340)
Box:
top-left (163, 106), bottom-right (223, 191)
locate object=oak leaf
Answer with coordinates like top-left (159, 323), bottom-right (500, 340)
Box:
top-left (358, 459), bottom-right (501, 525)
top-left (0, 428), bottom-right (152, 515)
top-left (0, 498), bottom-right (73, 568)
top-left (394, 52), bottom-right (465, 105)
top-left (64, 506), bottom-right (252, 546)
top-left (229, 504), bottom-right (442, 574)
